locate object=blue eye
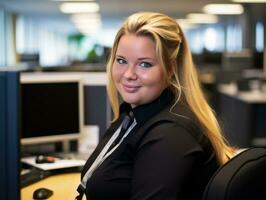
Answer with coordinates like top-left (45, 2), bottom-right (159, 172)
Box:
top-left (116, 58), bottom-right (127, 65)
top-left (139, 62), bottom-right (152, 68)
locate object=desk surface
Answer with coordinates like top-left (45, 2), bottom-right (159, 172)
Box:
top-left (21, 173), bottom-right (85, 200)
top-left (218, 83), bottom-right (266, 103)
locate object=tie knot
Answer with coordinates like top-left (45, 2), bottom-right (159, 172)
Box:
top-left (122, 112), bottom-right (134, 130)
top-left (111, 111), bottom-right (134, 147)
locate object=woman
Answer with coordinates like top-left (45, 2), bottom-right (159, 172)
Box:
top-left (76, 12), bottom-right (235, 200)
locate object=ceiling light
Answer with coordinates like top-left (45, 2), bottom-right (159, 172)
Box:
top-left (231, 0), bottom-right (266, 2)
top-left (76, 24), bottom-right (101, 35)
top-left (52, 0), bottom-right (95, 1)
top-left (60, 2), bottom-right (100, 13)
top-left (75, 23), bottom-right (101, 30)
top-left (176, 19), bottom-right (199, 30)
top-left (203, 4), bottom-right (244, 15)
top-left (186, 13), bottom-right (218, 24)
top-left (70, 13), bottom-right (101, 23)
top-left (71, 13), bottom-right (102, 34)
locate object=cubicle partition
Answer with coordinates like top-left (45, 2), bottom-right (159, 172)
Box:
top-left (218, 84), bottom-right (266, 148)
top-left (0, 71), bottom-right (20, 200)
top-left (82, 72), bottom-right (111, 138)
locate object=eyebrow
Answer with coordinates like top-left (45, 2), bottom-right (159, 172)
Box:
top-left (138, 57), bottom-right (153, 61)
top-left (116, 55), bottom-right (125, 59)
top-left (116, 55), bottom-right (154, 61)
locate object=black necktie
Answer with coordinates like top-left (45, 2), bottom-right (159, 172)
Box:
top-left (75, 111), bottom-right (134, 200)
top-left (113, 111), bottom-right (134, 146)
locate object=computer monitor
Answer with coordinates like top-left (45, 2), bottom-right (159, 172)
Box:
top-left (20, 73), bottom-right (84, 152)
top-left (0, 71), bottom-right (20, 200)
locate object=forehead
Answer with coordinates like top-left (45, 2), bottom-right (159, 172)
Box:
top-left (116, 34), bottom-right (156, 56)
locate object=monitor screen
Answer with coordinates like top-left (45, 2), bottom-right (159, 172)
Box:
top-left (0, 71), bottom-right (20, 200)
top-left (20, 73), bottom-right (84, 145)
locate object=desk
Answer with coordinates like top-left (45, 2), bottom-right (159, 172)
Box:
top-left (218, 83), bottom-right (266, 103)
top-left (21, 173), bottom-right (85, 200)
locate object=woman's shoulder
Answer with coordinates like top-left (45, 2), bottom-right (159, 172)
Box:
top-left (153, 101), bottom-right (201, 132)
top-left (135, 102), bottom-right (212, 156)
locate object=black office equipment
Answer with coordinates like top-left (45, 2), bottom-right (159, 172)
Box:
top-left (19, 53), bottom-right (40, 68)
top-left (202, 148), bottom-right (266, 200)
top-left (222, 51), bottom-right (253, 71)
top-left (0, 71), bottom-right (20, 200)
top-left (20, 168), bottom-right (51, 188)
top-left (20, 73), bottom-right (84, 151)
top-left (33, 187), bottom-right (53, 199)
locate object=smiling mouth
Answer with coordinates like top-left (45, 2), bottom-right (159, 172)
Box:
top-left (122, 84), bottom-right (140, 93)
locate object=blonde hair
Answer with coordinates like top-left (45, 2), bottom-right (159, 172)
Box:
top-left (107, 12), bottom-right (236, 165)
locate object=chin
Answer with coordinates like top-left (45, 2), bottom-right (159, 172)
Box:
top-left (121, 96), bottom-right (140, 106)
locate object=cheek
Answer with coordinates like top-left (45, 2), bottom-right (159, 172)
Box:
top-left (112, 65), bottom-right (121, 82)
top-left (138, 68), bottom-right (164, 87)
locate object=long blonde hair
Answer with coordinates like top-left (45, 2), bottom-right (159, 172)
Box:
top-left (107, 12), bottom-right (235, 165)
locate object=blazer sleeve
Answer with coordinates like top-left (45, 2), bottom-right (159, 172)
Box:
top-left (129, 122), bottom-right (204, 200)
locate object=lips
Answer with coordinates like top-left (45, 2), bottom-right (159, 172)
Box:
top-left (122, 84), bottom-right (140, 93)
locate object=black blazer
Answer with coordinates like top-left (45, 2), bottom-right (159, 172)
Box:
top-left (81, 89), bottom-right (219, 200)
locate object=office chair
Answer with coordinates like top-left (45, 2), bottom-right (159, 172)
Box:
top-left (202, 147), bottom-right (266, 200)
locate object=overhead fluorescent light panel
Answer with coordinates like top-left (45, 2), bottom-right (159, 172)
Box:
top-left (60, 2), bottom-right (100, 13)
top-left (176, 19), bottom-right (199, 30)
top-left (203, 4), bottom-right (244, 15)
top-left (231, 0), bottom-right (266, 2)
top-left (52, 0), bottom-right (96, 2)
top-left (186, 13), bottom-right (218, 24)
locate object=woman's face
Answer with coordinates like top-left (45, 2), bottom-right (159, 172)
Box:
top-left (112, 34), bottom-right (166, 108)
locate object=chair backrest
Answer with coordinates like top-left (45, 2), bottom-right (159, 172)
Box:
top-left (202, 147), bottom-right (266, 200)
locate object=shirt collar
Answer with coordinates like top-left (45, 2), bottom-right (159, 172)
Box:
top-left (119, 88), bottom-right (175, 126)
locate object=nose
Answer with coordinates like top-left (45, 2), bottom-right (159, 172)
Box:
top-left (123, 65), bottom-right (137, 80)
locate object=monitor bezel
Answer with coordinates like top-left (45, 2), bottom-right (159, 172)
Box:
top-left (20, 72), bottom-right (84, 145)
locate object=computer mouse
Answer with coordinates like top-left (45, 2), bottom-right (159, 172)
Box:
top-left (35, 155), bottom-right (55, 164)
top-left (33, 187), bottom-right (53, 199)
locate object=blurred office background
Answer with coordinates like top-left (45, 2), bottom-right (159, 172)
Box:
top-left (0, 0), bottom-right (266, 148)
top-left (1, 2), bottom-right (266, 199)
top-left (0, 0), bottom-right (265, 70)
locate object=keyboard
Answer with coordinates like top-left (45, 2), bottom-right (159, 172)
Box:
top-left (20, 168), bottom-right (51, 188)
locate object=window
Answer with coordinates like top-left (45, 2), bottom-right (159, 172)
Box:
top-left (226, 24), bottom-right (243, 52)
top-left (0, 9), bottom-right (6, 66)
top-left (186, 29), bottom-right (204, 54)
top-left (186, 24), bottom-right (225, 54)
top-left (256, 22), bottom-right (264, 52)
top-left (203, 26), bottom-right (225, 52)
top-left (16, 16), bottom-right (70, 67)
